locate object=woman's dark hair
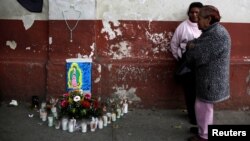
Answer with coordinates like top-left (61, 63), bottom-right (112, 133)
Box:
top-left (200, 5), bottom-right (221, 25)
top-left (187, 2), bottom-right (203, 15)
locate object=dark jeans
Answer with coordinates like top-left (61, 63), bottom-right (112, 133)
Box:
top-left (175, 61), bottom-right (196, 125)
top-left (181, 71), bottom-right (197, 125)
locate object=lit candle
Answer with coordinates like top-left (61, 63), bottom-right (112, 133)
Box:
top-left (54, 120), bottom-right (60, 129)
top-left (120, 108), bottom-right (124, 116)
top-left (90, 117), bottom-right (96, 132)
top-left (41, 110), bottom-right (47, 122)
top-left (68, 120), bottom-right (74, 133)
top-left (39, 108), bottom-right (44, 119)
top-left (48, 116), bottom-right (53, 127)
top-left (51, 107), bottom-right (57, 119)
top-left (106, 113), bottom-right (112, 124)
top-left (41, 102), bottom-right (46, 109)
top-left (116, 108), bottom-right (121, 118)
top-left (95, 118), bottom-right (98, 130)
top-left (70, 118), bottom-right (76, 128)
top-left (102, 115), bottom-right (108, 126)
top-left (123, 103), bottom-right (128, 114)
top-left (111, 113), bottom-right (116, 122)
top-left (62, 118), bottom-right (68, 131)
top-left (98, 118), bottom-right (103, 129)
top-left (81, 122), bottom-right (87, 133)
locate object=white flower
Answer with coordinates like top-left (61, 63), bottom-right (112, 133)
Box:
top-left (73, 96), bottom-right (81, 102)
top-left (79, 89), bottom-right (84, 95)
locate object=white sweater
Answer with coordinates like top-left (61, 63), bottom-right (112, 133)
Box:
top-left (170, 19), bottom-right (201, 60)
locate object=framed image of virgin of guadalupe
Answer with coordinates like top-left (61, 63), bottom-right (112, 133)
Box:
top-left (66, 58), bottom-right (92, 94)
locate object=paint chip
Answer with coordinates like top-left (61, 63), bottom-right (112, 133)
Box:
top-left (112, 85), bottom-right (141, 102)
top-left (6, 40), bottom-right (17, 50)
top-left (22, 14), bottom-right (35, 30)
top-left (49, 37), bottom-right (53, 45)
top-left (108, 64), bottom-right (112, 71)
top-left (108, 41), bottom-right (132, 59)
top-left (94, 77), bottom-right (101, 83)
top-left (89, 43), bottom-right (95, 58)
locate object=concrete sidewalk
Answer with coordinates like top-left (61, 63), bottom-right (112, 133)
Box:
top-left (0, 102), bottom-right (249, 141)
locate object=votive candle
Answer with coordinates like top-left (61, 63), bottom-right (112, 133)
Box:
top-left (111, 113), bottom-right (116, 122)
top-left (98, 119), bottom-right (103, 129)
top-left (107, 113), bottom-right (112, 124)
top-left (48, 116), bottom-right (53, 127)
top-left (123, 103), bottom-right (128, 114)
top-left (116, 108), bottom-right (121, 118)
top-left (103, 115), bottom-right (108, 126)
top-left (81, 122), bottom-right (87, 133)
top-left (68, 120), bottom-right (74, 133)
top-left (62, 118), bottom-right (68, 131)
top-left (41, 110), bottom-right (47, 122)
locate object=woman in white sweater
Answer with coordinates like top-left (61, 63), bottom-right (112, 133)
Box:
top-left (170, 2), bottom-right (203, 126)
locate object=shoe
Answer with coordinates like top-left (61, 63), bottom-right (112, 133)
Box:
top-left (187, 135), bottom-right (207, 141)
top-left (190, 127), bottom-right (199, 134)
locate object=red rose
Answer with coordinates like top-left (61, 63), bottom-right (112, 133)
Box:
top-left (61, 100), bottom-right (69, 108)
top-left (81, 100), bottom-right (90, 108)
top-left (63, 93), bottom-right (69, 97)
top-left (84, 93), bottom-right (91, 100)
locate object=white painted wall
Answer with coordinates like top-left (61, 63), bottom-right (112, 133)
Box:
top-left (49, 0), bottom-right (96, 20)
top-left (0, 0), bottom-right (48, 20)
top-left (1, 0), bottom-right (250, 23)
top-left (96, 0), bottom-right (250, 23)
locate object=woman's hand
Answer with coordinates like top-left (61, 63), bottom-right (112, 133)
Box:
top-left (186, 41), bottom-right (195, 49)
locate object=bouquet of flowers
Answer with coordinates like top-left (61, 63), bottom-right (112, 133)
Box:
top-left (58, 89), bottom-right (102, 119)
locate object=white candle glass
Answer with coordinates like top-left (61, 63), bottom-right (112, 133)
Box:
top-left (55, 120), bottom-right (60, 129)
top-left (39, 108), bottom-right (44, 119)
top-left (81, 122), bottom-right (87, 133)
top-left (90, 120), bottom-right (96, 132)
top-left (70, 119), bottom-right (76, 127)
top-left (41, 110), bottom-right (47, 121)
top-left (123, 103), bottom-right (128, 114)
top-left (41, 102), bottom-right (46, 109)
top-left (68, 120), bottom-right (74, 133)
top-left (106, 113), bottom-right (112, 124)
top-left (98, 119), bottom-right (103, 129)
top-left (116, 108), bottom-right (121, 118)
top-left (51, 107), bottom-right (57, 118)
top-left (102, 115), bottom-right (108, 126)
top-left (48, 116), bottom-right (53, 127)
top-left (111, 113), bottom-right (116, 122)
top-left (62, 118), bottom-right (68, 131)
top-left (95, 118), bottom-right (98, 130)
top-left (120, 108), bottom-right (124, 116)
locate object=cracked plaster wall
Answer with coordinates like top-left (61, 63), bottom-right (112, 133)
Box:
top-left (0, 0), bottom-right (250, 108)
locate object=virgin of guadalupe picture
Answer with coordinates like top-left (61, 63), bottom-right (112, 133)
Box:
top-left (67, 63), bottom-right (82, 89)
top-left (66, 58), bottom-right (92, 93)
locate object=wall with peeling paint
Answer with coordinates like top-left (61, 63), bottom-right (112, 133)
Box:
top-left (0, 0), bottom-right (250, 110)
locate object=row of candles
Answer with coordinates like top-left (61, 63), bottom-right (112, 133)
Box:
top-left (39, 101), bottom-right (128, 133)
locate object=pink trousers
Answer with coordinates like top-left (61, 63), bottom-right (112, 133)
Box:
top-left (195, 98), bottom-right (214, 139)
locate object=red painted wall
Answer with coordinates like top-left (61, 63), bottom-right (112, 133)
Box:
top-left (0, 20), bottom-right (48, 101)
top-left (0, 20), bottom-right (250, 109)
